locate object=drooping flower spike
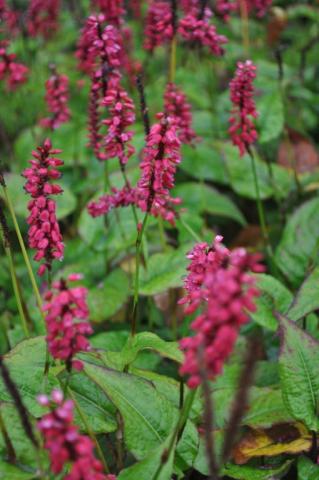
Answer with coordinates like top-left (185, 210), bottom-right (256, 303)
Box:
top-left (22, 139), bottom-right (64, 276)
top-left (179, 236), bottom-right (264, 388)
top-left (229, 60), bottom-right (258, 156)
top-left (37, 390), bottom-right (110, 479)
top-left (0, 40), bottom-right (28, 90)
top-left (27, 0), bottom-right (60, 39)
top-left (40, 67), bottom-right (71, 130)
top-left (43, 273), bottom-right (92, 372)
top-left (88, 185), bottom-right (136, 217)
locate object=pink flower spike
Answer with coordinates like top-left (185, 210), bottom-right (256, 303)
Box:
top-left (144, 1), bottom-right (173, 52)
top-left (179, 236), bottom-right (264, 388)
top-left (228, 60), bottom-right (258, 156)
top-left (0, 40), bottom-right (28, 90)
top-left (27, 0), bottom-right (60, 39)
top-left (40, 69), bottom-right (71, 130)
top-left (164, 82), bottom-right (197, 144)
top-left (22, 140), bottom-right (64, 276)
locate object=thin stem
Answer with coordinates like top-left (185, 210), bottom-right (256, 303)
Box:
top-left (131, 213), bottom-right (149, 336)
top-left (247, 147), bottom-right (272, 255)
top-left (152, 388), bottom-right (197, 480)
top-left (239, 0), bottom-right (250, 55)
top-left (67, 387), bottom-right (110, 473)
top-left (1, 233), bottom-right (30, 337)
top-left (168, 36), bottom-right (177, 83)
top-left (178, 214), bottom-right (203, 243)
top-left (1, 185), bottom-right (44, 322)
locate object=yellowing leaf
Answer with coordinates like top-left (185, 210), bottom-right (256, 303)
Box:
top-left (233, 423), bottom-right (311, 464)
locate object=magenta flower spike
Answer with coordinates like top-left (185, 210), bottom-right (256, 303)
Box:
top-left (0, 40), bottom-right (28, 90)
top-left (37, 390), bottom-right (110, 479)
top-left (22, 139), bottom-right (64, 276)
top-left (40, 70), bottom-right (71, 130)
top-left (27, 0), bottom-right (60, 39)
top-left (179, 236), bottom-right (264, 388)
top-left (164, 82), bottom-right (197, 144)
top-left (90, 0), bottom-right (125, 26)
top-left (43, 274), bottom-right (92, 371)
top-left (229, 60), bottom-right (258, 156)
top-left (144, 1), bottom-right (173, 52)
top-left (88, 185), bottom-right (136, 217)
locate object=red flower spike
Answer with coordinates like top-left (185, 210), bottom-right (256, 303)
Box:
top-left (179, 236), bottom-right (264, 388)
top-left (22, 139), bottom-right (64, 276)
top-left (229, 60), bottom-right (258, 156)
top-left (178, 8), bottom-right (228, 56)
top-left (27, 0), bottom-right (60, 39)
top-left (136, 113), bottom-right (182, 225)
top-left (0, 40), bottom-right (28, 90)
top-left (43, 274), bottom-right (92, 370)
top-left (90, 0), bottom-right (125, 27)
top-left (164, 82), bottom-right (197, 144)
top-left (87, 186), bottom-right (136, 217)
top-left (37, 390), bottom-right (110, 479)
top-left (40, 71), bottom-right (71, 130)
top-left (144, 1), bottom-right (173, 52)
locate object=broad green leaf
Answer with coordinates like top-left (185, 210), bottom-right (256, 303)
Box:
top-left (278, 313), bottom-right (319, 431)
top-left (243, 388), bottom-right (293, 428)
top-left (257, 90), bottom-right (284, 144)
top-left (118, 434), bottom-right (175, 480)
top-left (251, 274), bottom-right (293, 331)
top-left (0, 337), bottom-right (59, 417)
top-left (222, 144), bottom-right (292, 200)
top-left (88, 269), bottom-right (130, 322)
top-left (83, 362), bottom-right (177, 459)
top-left (0, 460), bottom-right (36, 480)
top-left (139, 248), bottom-right (188, 295)
top-left (174, 182), bottom-right (246, 225)
top-left (298, 456), bottom-right (319, 480)
top-left (222, 461), bottom-right (293, 480)
top-left (121, 332), bottom-right (183, 365)
top-left (2, 174), bottom-right (76, 220)
top-left (275, 197), bottom-right (319, 287)
top-left (0, 403), bottom-right (38, 469)
top-left (180, 142), bottom-right (228, 184)
top-left (288, 267), bottom-right (319, 321)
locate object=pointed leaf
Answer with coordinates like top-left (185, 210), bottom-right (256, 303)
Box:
top-left (288, 267), bottom-right (319, 321)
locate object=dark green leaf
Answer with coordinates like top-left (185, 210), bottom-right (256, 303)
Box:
top-left (288, 267), bottom-right (319, 321)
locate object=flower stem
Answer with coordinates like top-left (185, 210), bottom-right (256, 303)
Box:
top-left (67, 387), bottom-right (110, 473)
top-left (169, 36), bottom-right (177, 83)
top-left (239, 0), bottom-right (250, 55)
top-left (1, 184), bottom-right (44, 323)
top-left (131, 213), bottom-right (149, 336)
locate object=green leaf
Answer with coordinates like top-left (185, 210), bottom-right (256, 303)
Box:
top-left (222, 461), bottom-right (293, 480)
top-left (257, 90), bottom-right (284, 144)
top-left (174, 182), bottom-right (246, 225)
top-left (278, 313), bottom-right (319, 431)
top-left (122, 332), bottom-right (183, 365)
top-left (243, 388), bottom-right (293, 428)
top-left (275, 197), bottom-right (319, 287)
top-left (0, 460), bottom-right (36, 480)
top-left (251, 274), bottom-right (293, 331)
top-left (2, 174), bottom-right (76, 220)
top-left (139, 248), bottom-right (188, 295)
top-left (83, 362), bottom-right (177, 459)
top-left (288, 267), bottom-right (319, 321)
top-left (180, 142), bottom-right (228, 184)
top-left (118, 435), bottom-right (175, 480)
top-left (0, 337), bottom-right (59, 417)
top-left (298, 456), bottom-right (319, 480)
top-left (88, 269), bottom-right (130, 322)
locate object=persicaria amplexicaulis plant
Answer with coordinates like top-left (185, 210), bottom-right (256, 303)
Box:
top-left (43, 273), bottom-right (92, 372)
top-left (91, 0), bottom-right (125, 27)
top-left (143, 1), bottom-right (173, 52)
top-left (164, 82), bottom-right (197, 144)
top-left (37, 390), bottom-right (115, 479)
top-left (27, 0), bottom-right (60, 39)
top-left (22, 139), bottom-right (64, 276)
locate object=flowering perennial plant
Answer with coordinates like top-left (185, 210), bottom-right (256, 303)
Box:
top-left (178, 8), bottom-right (228, 56)
top-left (144, 1), bottom-right (173, 52)
top-left (22, 139), bottom-right (64, 276)
top-left (27, 0), bottom-right (60, 39)
top-left (179, 237), bottom-right (264, 388)
top-left (41, 70), bottom-right (71, 130)
top-left (43, 274), bottom-right (92, 371)
top-left (245, 0), bottom-right (272, 17)
top-left (164, 82), bottom-right (197, 144)
top-left (91, 0), bottom-right (125, 26)
top-left (229, 60), bottom-right (258, 156)
top-left (88, 186), bottom-right (136, 217)
top-left (215, 0), bottom-right (238, 21)
top-left (136, 113), bottom-right (182, 224)
top-left (37, 390), bottom-right (108, 479)
top-left (0, 40), bottom-right (28, 89)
